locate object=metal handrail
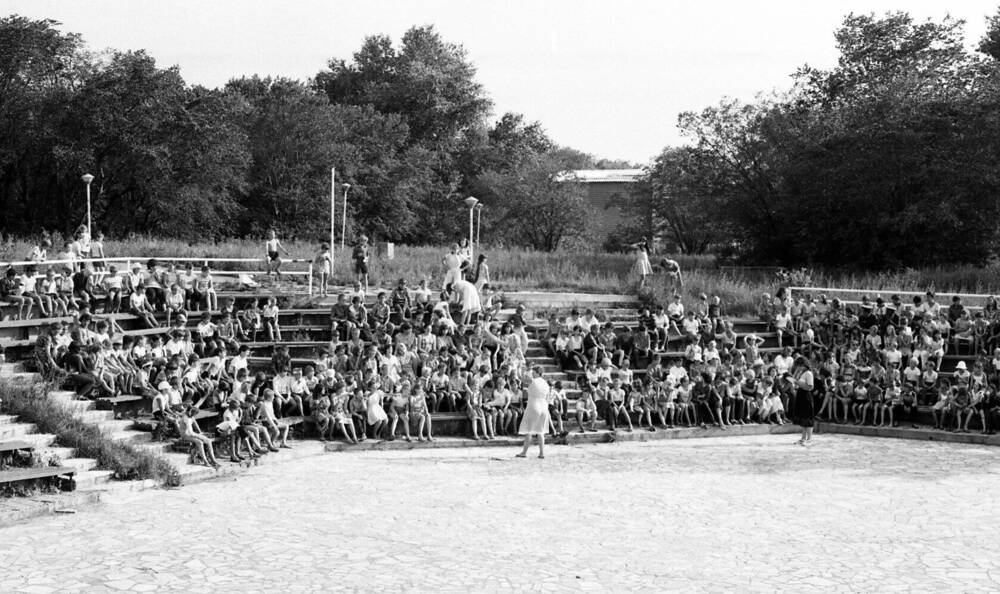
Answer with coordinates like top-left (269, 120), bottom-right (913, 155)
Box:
top-left (2, 256), bottom-right (316, 296)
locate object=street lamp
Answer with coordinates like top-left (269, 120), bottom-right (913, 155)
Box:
top-left (341, 183), bottom-right (351, 251)
top-left (81, 173), bottom-right (95, 241)
top-left (474, 203), bottom-right (483, 250)
top-left (464, 196), bottom-right (478, 259)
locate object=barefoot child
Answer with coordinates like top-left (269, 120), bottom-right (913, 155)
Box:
top-left (265, 229), bottom-right (290, 284)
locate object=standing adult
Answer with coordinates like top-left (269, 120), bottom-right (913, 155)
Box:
top-left (630, 239), bottom-right (653, 289)
top-left (792, 356), bottom-right (815, 445)
top-left (660, 257), bottom-right (684, 293)
top-left (450, 278), bottom-right (482, 327)
top-left (516, 366), bottom-right (551, 459)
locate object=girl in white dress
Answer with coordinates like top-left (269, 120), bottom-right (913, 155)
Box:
top-left (631, 240), bottom-right (653, 289)
top-left (365, 381), bottom-right (389, 439)
top-left (473, 254), bottom-right (491, 293)
top-left (516, 366), bottom-right (552, 459)
top-left (442, 244), bottom-right (462, 289)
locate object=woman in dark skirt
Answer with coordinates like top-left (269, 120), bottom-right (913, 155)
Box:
top-left (792, 356), bottom-right (815, 446)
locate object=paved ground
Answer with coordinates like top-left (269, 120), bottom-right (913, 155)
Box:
top-left (3, 434), bottom-right (1000, 593)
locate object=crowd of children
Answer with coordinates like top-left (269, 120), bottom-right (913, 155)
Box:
top-left (541, 287), bottom-right (1000, 438)
top-left (16, 230), bottom-right (1000, 467)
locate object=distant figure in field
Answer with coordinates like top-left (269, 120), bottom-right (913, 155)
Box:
top-left (630, 239), bottom-right (653, 289)
top-left (352, 235), bottom-right (370, 294)
top-left (660, 257), bottom-right (684, 293)
top-left (265, 230), bottom-right (290, 284)
top-left (442, 243), bottom-right (462, 290)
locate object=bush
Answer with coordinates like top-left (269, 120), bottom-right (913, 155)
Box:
top-left (0, 381), bottom-right (180, 486)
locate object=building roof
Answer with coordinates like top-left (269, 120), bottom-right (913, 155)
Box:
top-left (553, 169), bottom-right (645, 183)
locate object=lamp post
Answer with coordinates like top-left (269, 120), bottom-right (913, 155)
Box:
top-left (81, 173), bottom-right (95, 241)
top-left (474, 203), bottom-right (483, 250)
top-left (330, 168), bottom-right (336, 275)
top-left (341, 183), bottom-right (351, 251)
top-left (464, 196), bottom-right (478, 259)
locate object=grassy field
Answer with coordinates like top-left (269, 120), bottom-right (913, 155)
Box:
top-left (5, 234), bottom-right (1000, 315)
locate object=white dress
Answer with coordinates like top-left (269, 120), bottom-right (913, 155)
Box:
top-left (442, 253), bottom-right (462, 288)
top-left (518, 377), bottom-right (552, 435)
top-left (366, 391), bottom-right (388, 424)
top-left (632, 246), bottom-right (652, 277)
top-left (453, 280), bottom-right (482, 314)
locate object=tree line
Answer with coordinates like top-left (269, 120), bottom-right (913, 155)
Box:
top-left (636, 10), bottom-right (1000, 269)
top-left (0, 16), bottom-right (622, 249)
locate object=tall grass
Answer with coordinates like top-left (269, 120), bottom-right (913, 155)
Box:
top-left (0, 235), bottom-right (715, 293)
top-left (0, 381), bottom-right (180, 486)
top-left (8, 234), bottom-right (1000, 302)
top-left (640, 270), bottom-right (762, 317)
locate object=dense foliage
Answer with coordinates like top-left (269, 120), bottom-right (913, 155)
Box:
top-left (643, 11), bottom-right (1000, 268)
top-left (0, 17), bottom-right (591, 248)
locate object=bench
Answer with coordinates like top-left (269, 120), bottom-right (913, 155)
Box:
top-left (95, 395), bottom-right (147, 417)
top-left (0, 466), bottom-right (76, 492)
top-left (0, 440), bottom-right (34, 467)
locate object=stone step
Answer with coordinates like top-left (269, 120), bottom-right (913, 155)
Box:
top-left (0, 414), bottom-right (18, 425)
top-left (108, 429), bottom-right (152, 444)
top-left (74, 410), bottom-right (116, 424)
top-left (48, 390), bottom-right (79, 400)
top-left (5, 371), bottom-right (41, 384)
top-left (95, 419), bottom-right (137, 434)
top-left (72, 469), bottom-right (116, 490)
top-left (133, 441), bottom-right (176, 456)
top-left (18, 432), bottom-right (58, 448)
top-left (61, 399), bottom-right (97, 413)
top-left (38, 446), bottom-right (77, 461)
top-left (59, 457), bottom-right (100, 473)
top-left (0, 361), bottom-right (27, 376)
top-left (0, 422), bottom-right (37, 440)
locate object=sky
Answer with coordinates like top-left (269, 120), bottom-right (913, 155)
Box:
top-left (4, 0), bottom-right (998, 163)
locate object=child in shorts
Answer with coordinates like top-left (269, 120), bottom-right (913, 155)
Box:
top-left (262, 297), bottom-right (282, 342)
top-left (576, 389), bottom-right (598, 432)
top-left (314, 243), bottom-right (333, 297)
top-left (409, 385), bottom-right (434, 441)
top-left (931, 381), bottom-right (953, 430)
top-left (547, 380), bottom-right (568, 436)
top-left (265, 229), bottom-right (290, 284)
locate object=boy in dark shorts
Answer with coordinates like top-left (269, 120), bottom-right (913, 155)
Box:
top-left (352, 235), bottom-right (370, 294)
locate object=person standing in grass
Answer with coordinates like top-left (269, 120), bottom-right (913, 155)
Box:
top-left (516, 366), bottom-right (551, 458)
top-left (348, 235), bottom-right (369, 294)
top-left (314, 243), bottom-right (333, 297)
top-left (630, 238), bottom-right (653, 289)
top-left (792, 357), bottom-right (815, 445)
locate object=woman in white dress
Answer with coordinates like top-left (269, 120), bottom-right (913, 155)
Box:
top-left (516, 366), bottom-right (551, 459)
top-left (451, 278), bottom-right (482, 326)
top-left (631, 239), bottom-right (653, 289)
top-left (472, 254), bottom-right (490, 293)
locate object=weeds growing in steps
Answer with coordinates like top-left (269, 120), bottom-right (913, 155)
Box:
top-left (0, 381), bottom-right (180, 487)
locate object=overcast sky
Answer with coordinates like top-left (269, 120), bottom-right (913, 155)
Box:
top-left (6, 0), bottom-right (998, 163)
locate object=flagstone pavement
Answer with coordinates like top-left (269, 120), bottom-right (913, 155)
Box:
top-left (2, 433), bottom-right (1000, 593)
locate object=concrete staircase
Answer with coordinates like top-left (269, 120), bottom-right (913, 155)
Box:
top-left (0, 362), bottom-right (112, 490)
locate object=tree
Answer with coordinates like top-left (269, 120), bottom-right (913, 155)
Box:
top-left (979, 8), bottom-right (1000, 60)
top-left (314, 25), bottom-right (492, 149)
top-left (671, 12), bottom-right (1000, 268)
top-left (640, 147), bottom-right (733, 254)
top-left (479, 152), bottom-right (592, 251)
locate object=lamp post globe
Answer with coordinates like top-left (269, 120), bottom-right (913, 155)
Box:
top-left (81, 173), bottom-right (95, 243)
top-left (463, 197), bottom-right (477, 258)
top-left (341, 183), bottom-right (351, 251)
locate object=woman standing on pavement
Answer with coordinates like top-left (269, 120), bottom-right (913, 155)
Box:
top-left (792, 356), bottom-right (815, 446)
top-left (516, 366), bottom-right (552, 459)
